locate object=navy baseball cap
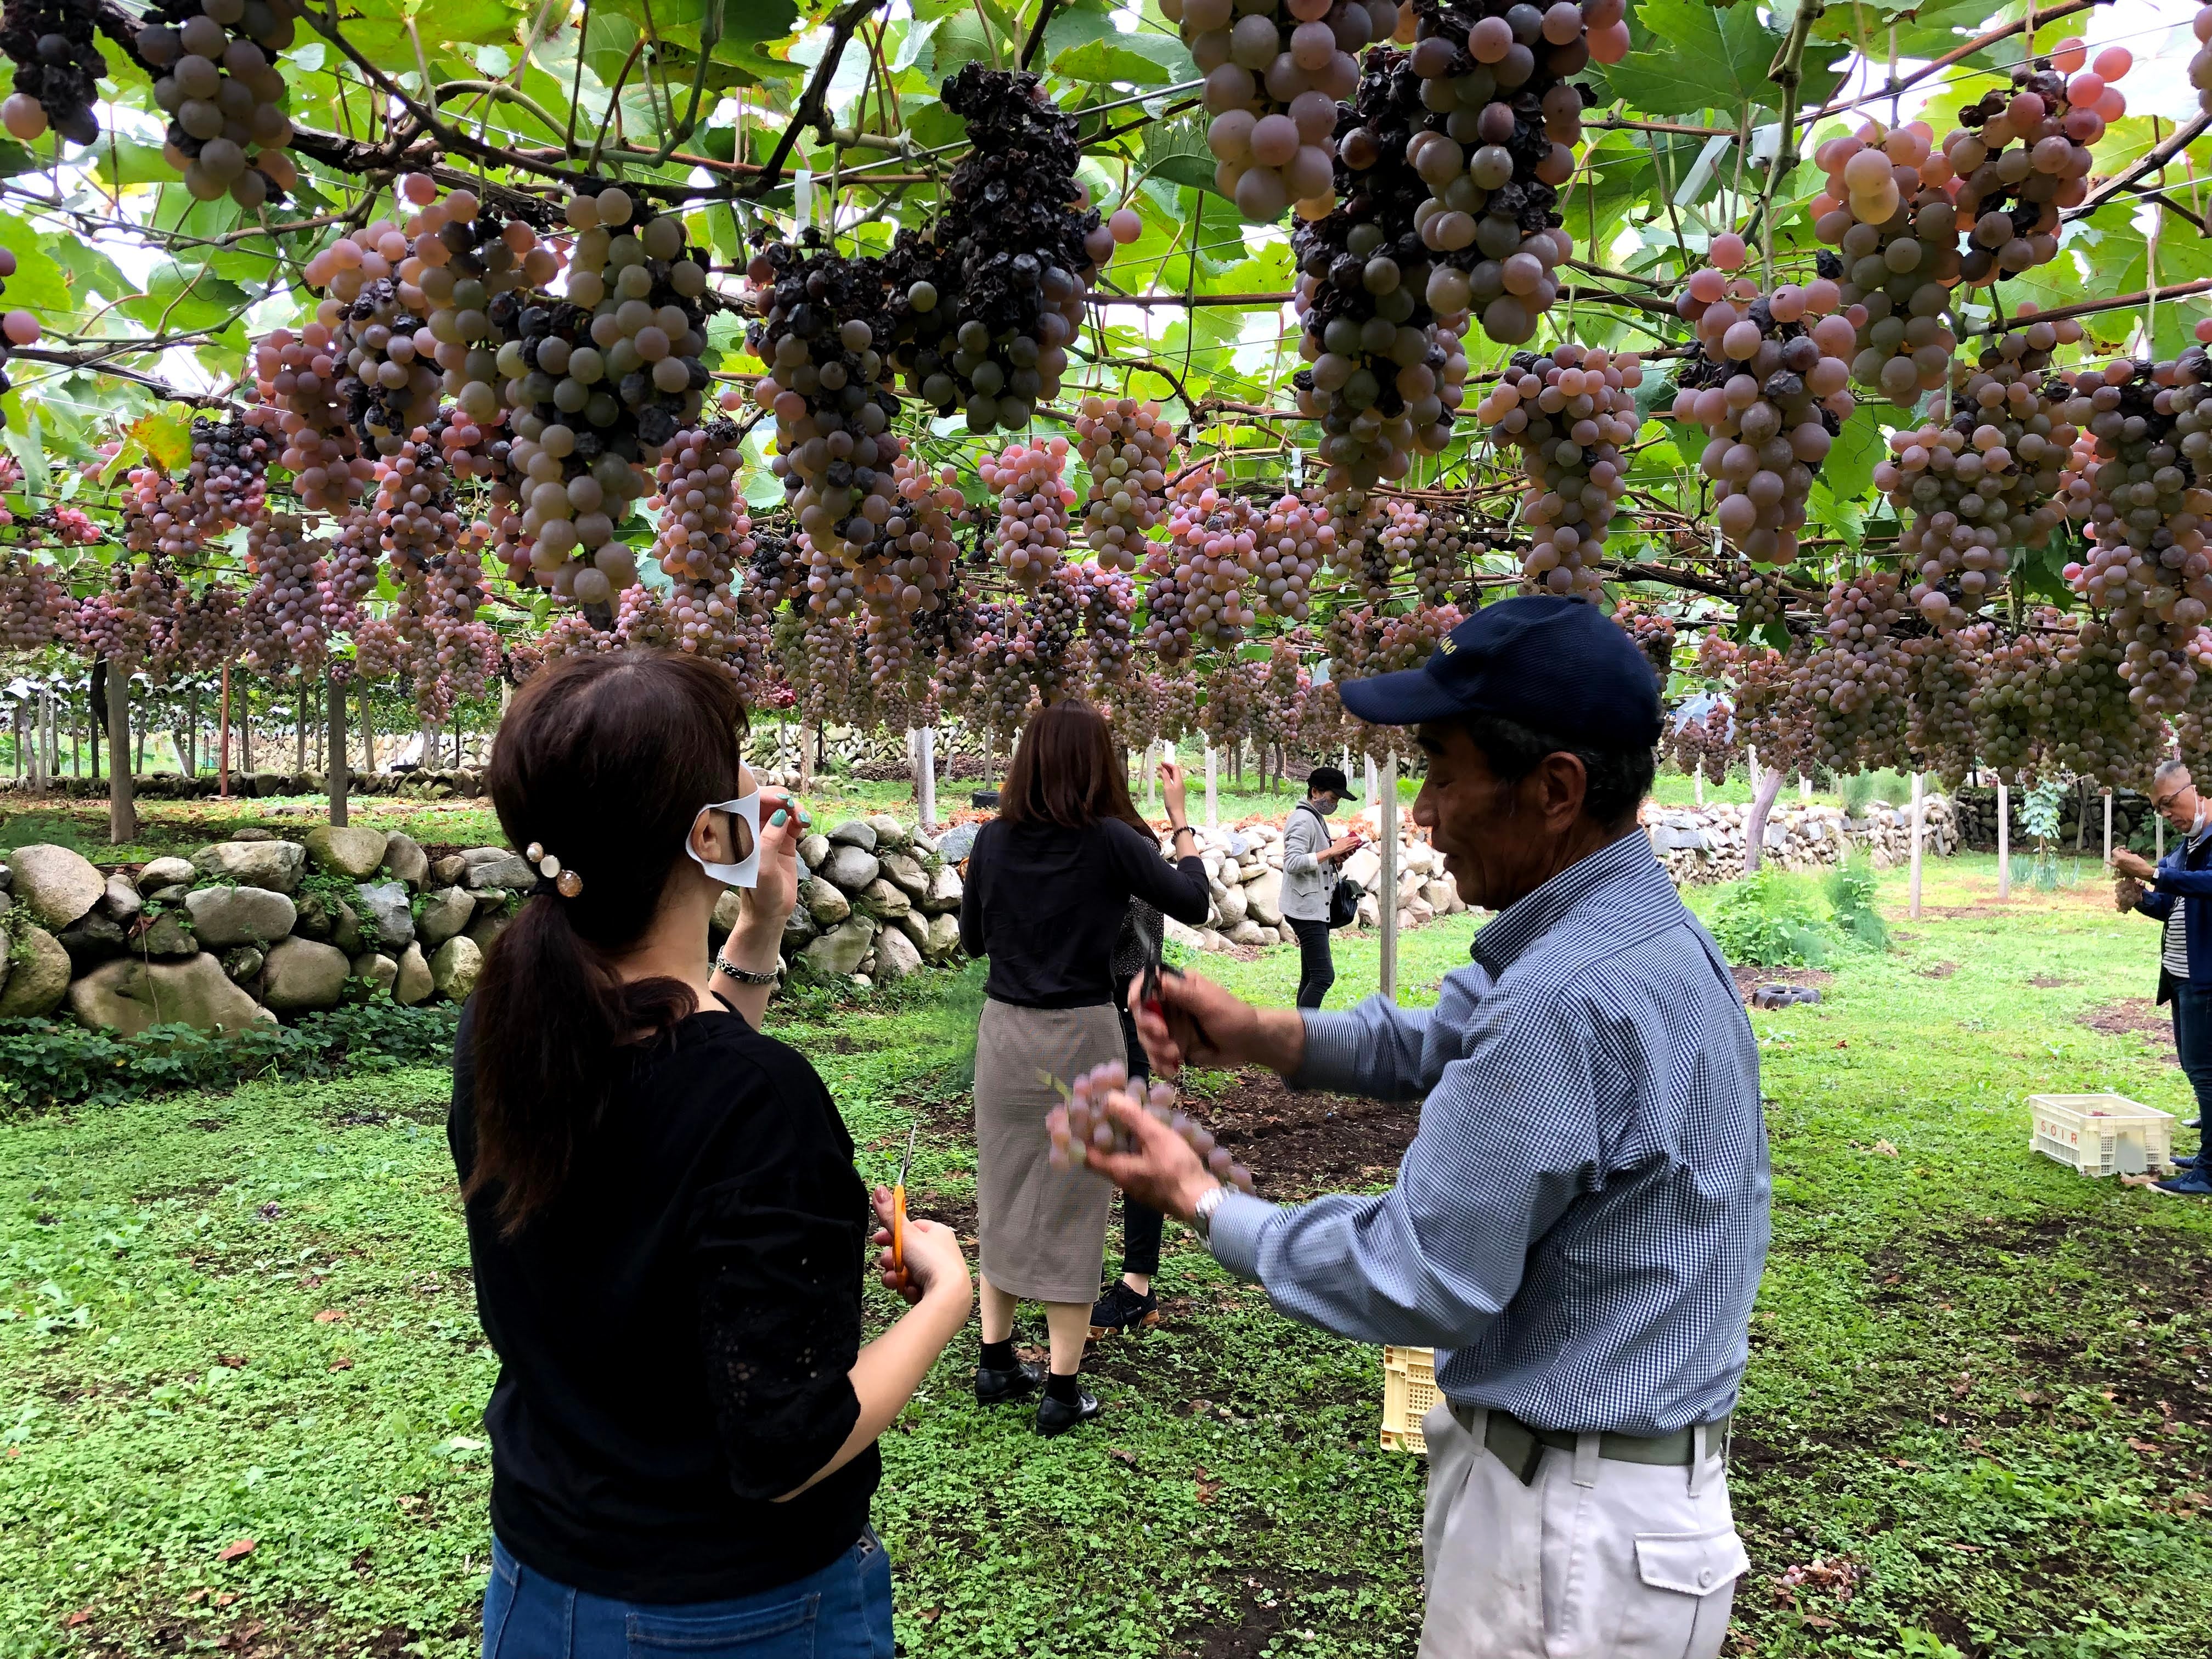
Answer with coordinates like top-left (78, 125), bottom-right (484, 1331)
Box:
top-left (1336, 596), bottom-right (1663, 747)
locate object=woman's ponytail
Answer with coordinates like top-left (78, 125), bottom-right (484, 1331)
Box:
top-left (465, 651), bottom-right (748, 1234)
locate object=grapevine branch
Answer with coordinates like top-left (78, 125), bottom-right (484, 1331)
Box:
top-left (748, 0), bottom-right (900, 198)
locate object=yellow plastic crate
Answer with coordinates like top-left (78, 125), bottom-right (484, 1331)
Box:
top-left (2029, 1092), bottom-right (2175, 1178)
top-left (1380, 1345), bottom-right (1438, 1454)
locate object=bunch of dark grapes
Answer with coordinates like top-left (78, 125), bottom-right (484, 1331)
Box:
top-left (1255, 634), bottom-right (1317, 752)
top-left (2, 0), bottom-right (104, 146)
top-left (1670, 241), bottom-right (1850, 568)
top-left (1321, 487), bottom-right (1391, 600)
top-left (1808, 122), bottom-right (1960, 409)
top-left (167, 582), bottom-right (241, 674)
top-left (185, 413), bottom-right (269, 533)
top-left (2058, 351), bottom-right (2212, 716)
top-left (319, 503), bottom-right (377, 634)
top-left (747, 234), bottom-right (908, 597)
top-left (1197, 651), bottom-right (1260, 760)
top-left (1291, 50), bottom-right (1465, 490)
top-left (646, 422), bottom-right (771, 685)
top-left (1084, 566), bottom-right (1139, 697)
top-left (887, 66), bottom-right (1103, 432)
top-left (1616, 603), bottom-right (1675, 686)
top-left (1726, 636), bottom-right (1813, 779)
top-left (1481, 341), bottom-right (1639, 596)
top-left (0, 549), bottom-right (73, 649)
top-left (1075, 398), bottom-right (1176, 571)
top-left (1941, 41), bottom-right (2130, 290)
top-left (134, 0), bottom-right (302, 205)
top-left (1970, 610), bottom-right (2160, 785)
top-left (1878, 319), bottom-right (2081, 628)
top-left (1144, 468), bottom-right (1259, 659)
top-left (1803, 569), bottom-right (1908, 776)
top-left (1397, 0), bottom-right (1619, 345)
top-left (1048, 1062), bottom-right (1257, 1190)
top-left (1170, 0), bottom-right (1376, 219)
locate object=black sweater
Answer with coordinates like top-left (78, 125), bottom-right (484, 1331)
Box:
top-left (959, 816), bottom-right (1211, 1007)
top-left (449, 1001), bottom-right (876, 1604)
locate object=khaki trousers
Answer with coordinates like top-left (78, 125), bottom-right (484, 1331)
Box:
top-left (1418, 1403), bottom-right (1749, 1659)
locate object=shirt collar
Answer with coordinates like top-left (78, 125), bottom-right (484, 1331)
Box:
top-left (1471, 827), bottom-right (1660, 974)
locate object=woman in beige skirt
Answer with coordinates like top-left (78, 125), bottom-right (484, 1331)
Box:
top-left (958, 703), bottom-right (1211, 1434)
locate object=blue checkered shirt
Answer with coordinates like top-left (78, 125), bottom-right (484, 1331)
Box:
top-left (1207, 829), bottom-right (1770, 1436)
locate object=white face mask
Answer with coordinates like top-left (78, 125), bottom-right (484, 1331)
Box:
top-left (686, 793), bottom-right (762, 889)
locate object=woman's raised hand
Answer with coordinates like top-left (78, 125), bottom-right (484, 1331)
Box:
top-left (740, 787), bottom-right (808, 930)
top-left (1158, 760), bottom-right (1189, 822)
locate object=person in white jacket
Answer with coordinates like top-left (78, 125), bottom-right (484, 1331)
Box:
top-left (1278, 766), bottom-right (1364, 1008)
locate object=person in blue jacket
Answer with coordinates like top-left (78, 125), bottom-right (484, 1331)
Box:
top-left (2115, 758), bottom-right (2212, 1194)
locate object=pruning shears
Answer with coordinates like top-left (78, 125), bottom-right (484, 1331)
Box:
top-left (889, 1116), bottom-right (920, 1289)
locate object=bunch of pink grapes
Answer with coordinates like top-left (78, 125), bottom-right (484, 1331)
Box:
top-left (1047, 1061), bottom-right (1257, 1193)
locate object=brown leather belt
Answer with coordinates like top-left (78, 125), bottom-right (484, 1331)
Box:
top-left (1449, 1403), bottom-right (1733, 1486)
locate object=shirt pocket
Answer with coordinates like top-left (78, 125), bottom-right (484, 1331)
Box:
top-left (625, 1591), bottom-right (820, 1656)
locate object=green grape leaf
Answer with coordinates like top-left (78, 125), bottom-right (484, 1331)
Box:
top-left (1601, 0), bottom-right (1842, 120)
top-left (127, 410), bottom-right (197, 475)
top-left (1821, 406), bottom-right (1885, 504)
top-left (1052, 37), bottom-right (1173, 85)
top-left (1141, 114), bottom-right (1223, 198)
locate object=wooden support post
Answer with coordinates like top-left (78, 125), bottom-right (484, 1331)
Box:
top-left (1799, 771), bottom-right (1812, 800)
top-left (105, 659), bottom-right (136, 845)
top-left (1742, 766), bottom-right (1784, 874)
top-left (328, 674), bottom-right (349, 828)
top-left (1997, 780), bottom-right (2011, 899)
top-left (1909, 771), bottom-right (1925, 920)
top-left (1205, 744), bottom-right (1218, 831)
top-left (1379, 754), bottom-right (1400, 1001)
top-left (360, 678), bottom-right (376, 777)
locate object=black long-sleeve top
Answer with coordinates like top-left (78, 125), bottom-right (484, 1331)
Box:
top-left (449, 999), bottom-right (876, 1604)
top-left (958, 816), bottom-right (1211, 1007)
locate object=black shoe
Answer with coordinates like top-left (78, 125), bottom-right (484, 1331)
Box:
top-left (1089, 1280), bottom-right (1160, 1338)
top-left (2190, 1118), bottom-right (2204, 1130)
top-left (975, 1359), bottom-right (1043, 1406)
top-left (1035, 1387), bottom-right (1101, 1436)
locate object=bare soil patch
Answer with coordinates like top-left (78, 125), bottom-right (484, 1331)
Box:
top-left (1918, 961), bottom-right (1958, 979)
top-left (1184, 1069), bottom-right (1420, 1202)
top-left (2028, 974), bottom-right (2073, 988)
top-left (1729, 965), bottom-right (1833, 1002)
top-left (2081, 997), bottom-right (2175, 1049)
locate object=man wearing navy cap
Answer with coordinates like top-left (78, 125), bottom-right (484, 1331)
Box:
top-left (1092, 595), bottom-right (1770, 1659)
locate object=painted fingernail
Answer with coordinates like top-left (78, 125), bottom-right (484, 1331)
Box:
top-left (769, 809), bottom-right (788, 826)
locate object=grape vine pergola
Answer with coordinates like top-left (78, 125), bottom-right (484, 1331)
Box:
top-left (0, 0), bottom-right (2208, 889)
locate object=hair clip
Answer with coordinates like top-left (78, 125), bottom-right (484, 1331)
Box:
top-left (526, 842), bottom-right (585, 898)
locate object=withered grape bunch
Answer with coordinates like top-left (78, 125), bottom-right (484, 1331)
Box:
top-left (1047, 1061), bottom-right (1257, 1193)
top-left (2, 0), bottom-right (104, 146)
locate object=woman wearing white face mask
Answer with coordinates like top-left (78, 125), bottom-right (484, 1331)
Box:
top-left (451, 651), bottom-right (972, 1658)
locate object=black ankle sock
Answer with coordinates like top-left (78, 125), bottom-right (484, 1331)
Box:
top-left (980, 1339), bottom-right (1015, 1372)
top-left (1045, 1370), bottom-right (1081, 1406)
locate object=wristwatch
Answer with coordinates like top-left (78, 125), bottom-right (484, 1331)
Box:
top-left (1190, 1183), bottom-right (1229, 1240)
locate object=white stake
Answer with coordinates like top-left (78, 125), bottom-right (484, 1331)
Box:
top-left (2102, 788), bottom-right (2113, 865)
top-left (917, 726), bottom-right (937, 830)
top-left (1380, 753), bottom-right (1400, 1001)
top-left (1909, 770), bottom-right (1925, 919)
top-left (1997, 780), bottom-right (2011, 900)
top-left (1205, 744), bottom-right (1218, 831)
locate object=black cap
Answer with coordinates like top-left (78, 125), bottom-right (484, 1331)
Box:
top-left (1306, 766), bottom-right (1356, 799)
top-left (1336, 596), bottom-right (1664, 748)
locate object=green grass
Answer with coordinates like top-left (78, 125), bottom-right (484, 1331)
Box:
top-left (3, 858), bottom-right (2211, 1656)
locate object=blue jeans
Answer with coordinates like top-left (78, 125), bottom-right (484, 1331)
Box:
top-left (482, 1531), bottom-right (894, 1659)
top-left (2175, 983), bottom-right (2212, 1133)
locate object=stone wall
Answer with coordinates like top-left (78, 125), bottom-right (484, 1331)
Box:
top-left (1949, 784), bottom-right (2155, 854)
top-left (1, 768), bottom-right (488, 801)
top-left (0, 812), bottom-right (978, 1032)
top-left (1642, 794), bottom-right (1960, 885)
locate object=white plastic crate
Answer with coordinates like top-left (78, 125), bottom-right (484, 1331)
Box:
top-left (2028, 1093), bottom-right (2175, 1177)
top-left (1380, 1345), bottom-right (1438, 1454)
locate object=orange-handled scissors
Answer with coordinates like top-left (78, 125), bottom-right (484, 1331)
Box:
top-left (890, 1117), bottom-right (919, 1286)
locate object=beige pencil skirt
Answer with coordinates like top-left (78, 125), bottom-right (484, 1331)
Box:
top-left (973, 997), bottom-right (1126, 1303)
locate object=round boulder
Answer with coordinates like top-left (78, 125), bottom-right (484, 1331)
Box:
top-left (185, 885), bottom-right (298, 949)
top-left (134, 856), bottom-right (197, 894)
top-left (430, 935), bottom-right (483, 1002)
top-left (305, 824), bottom-right (392, 879)
top-left (261, 936), bottom-right (352, 1013)
top-left (819, 845), bottom-right (881, 893)
top-left (9, 844), bottom-right (106, 931)
top-left (67, 954), bottom-right (273, 1036)
top-left (0, 925), bottom-right (70, 1017)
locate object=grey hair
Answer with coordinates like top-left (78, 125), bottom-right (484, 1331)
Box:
top-left (1459, 712), bottom-right (1655, 828)
top-left (2155, 758), bottom-right (2192, 787)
